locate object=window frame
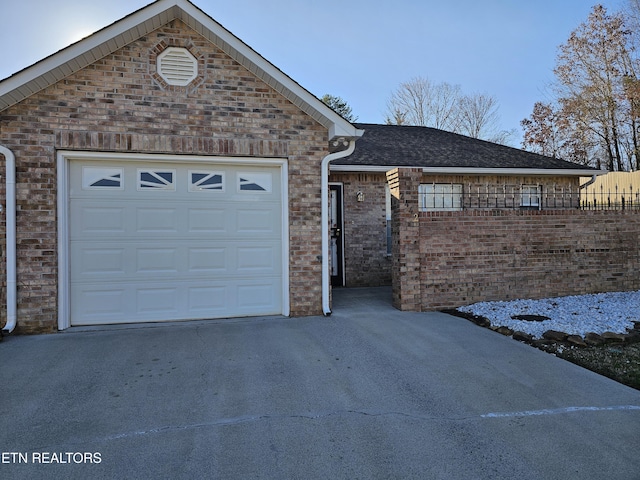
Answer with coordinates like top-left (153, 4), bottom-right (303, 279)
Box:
top-left (419, 183), bottom-right (463, 212)
top-left (520, 185), bottom-right (541, 210)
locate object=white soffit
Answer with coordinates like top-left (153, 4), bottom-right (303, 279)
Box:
top-left (0, 0), bottom-right (360, 140)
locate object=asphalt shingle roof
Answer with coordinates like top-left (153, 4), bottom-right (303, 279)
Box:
top-left (334, 123), bottom-right (598, 172)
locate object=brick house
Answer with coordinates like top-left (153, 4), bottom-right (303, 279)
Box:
top-left (0, 0), bottom-right (362, 333)
top-left (0, 0), bottom-right (608, 334)
top-left (329, 123), bottom-right (600, 289)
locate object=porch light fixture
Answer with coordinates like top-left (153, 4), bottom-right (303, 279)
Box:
top-left (356, 191), bottom-right (364, 202)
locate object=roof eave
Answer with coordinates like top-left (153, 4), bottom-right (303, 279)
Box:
top-left (330, 165), bottom-right (606, 176)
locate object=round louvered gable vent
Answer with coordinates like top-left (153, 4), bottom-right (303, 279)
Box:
top-left (157, 47), bottom-right (198, 86)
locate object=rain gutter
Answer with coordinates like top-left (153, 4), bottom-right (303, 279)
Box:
top-left (0, 145), bottom-right (16, 333)
top-left (321, 140), bottom-right (357, 316)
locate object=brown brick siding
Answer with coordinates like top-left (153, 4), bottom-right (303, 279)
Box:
top-left (387, 168), bottom-right (423, 311)
top-left (330, 172), bottom-right (392, 287)
top-left (417, 210), bottom-right (640, 310)
top-left (389, 168), bottom-right (640, 311)
top-left (0, 19), bottom-right (328, 332)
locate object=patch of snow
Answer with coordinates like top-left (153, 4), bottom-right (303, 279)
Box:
top-left (458, 291), bottom-right (640, 339)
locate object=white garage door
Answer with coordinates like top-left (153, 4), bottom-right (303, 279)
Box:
top-left (68, 159), bottom-right (284, 326)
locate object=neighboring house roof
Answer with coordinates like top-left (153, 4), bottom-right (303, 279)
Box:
top-left (332, 123), bottom-right (602, 176)
top-left (0, 0), bottom-right (361, 141)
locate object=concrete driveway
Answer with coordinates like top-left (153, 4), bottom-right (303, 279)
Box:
top-left (1, 287), bottom-right (639, 479)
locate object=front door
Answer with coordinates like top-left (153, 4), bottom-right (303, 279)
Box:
top-left (329, 183), bottom-right (344, 286)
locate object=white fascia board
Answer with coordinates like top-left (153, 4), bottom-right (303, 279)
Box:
top-left (330, 123), bottom-right (365, 141)
top-left (330, 164), bottom-right (607, 177)
top-left (420, 167), bottom-right (607, 177)
top-left (330, 165), bottom-right (396, 173)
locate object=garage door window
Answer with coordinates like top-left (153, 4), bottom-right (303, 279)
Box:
top-left (189, 171), bottom-right (225, 191)
top-left (239, 172), bottom-right (272, 192)
top-left (82, 167), bottom-right (123, 190)
top-left (138, 169), bottom-right (176, 191)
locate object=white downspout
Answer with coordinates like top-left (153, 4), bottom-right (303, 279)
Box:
top-left (0, 145), bottom-right (16, 333)
top-left (321, 140), bottom-right (356, 316)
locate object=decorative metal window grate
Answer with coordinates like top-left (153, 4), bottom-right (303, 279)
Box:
top-left (419, 184), bottom-right (463, 211)
top-left (82, 167), bottom-right (123, 189)
top-left (157, 47), bottom-right (198, 86)
top-left (138, 169), bottom-right (175, 190)
top-left (521, 185), bottom-right (541, 210)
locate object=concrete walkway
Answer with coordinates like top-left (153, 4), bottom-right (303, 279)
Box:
top-left (1, 287), bottom-right (639, 479)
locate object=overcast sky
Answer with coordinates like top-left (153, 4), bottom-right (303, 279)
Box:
top-left (0, 0), bottom-right (628, 145)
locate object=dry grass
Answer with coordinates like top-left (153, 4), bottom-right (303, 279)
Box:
top-left (446, 309), bottom-right (640, 391)
top-left (555, 343), bottom-right (640, 390)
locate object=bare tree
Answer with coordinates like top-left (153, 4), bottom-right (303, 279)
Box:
top-left (456, 93), bottom-right (501, 140)
top-left (385, 76), bottom-right (461, 131)
top-left (385, 77), bottom-right (510, 143)
top-left (384, 107), bottom-right (407, 125)
top-left (554, 5), bottom-right (635, 171)
top-left (429, 82), bottom-right (463, 131)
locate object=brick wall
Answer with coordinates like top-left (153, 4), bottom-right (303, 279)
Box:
top-left (0, 19), bottom-right (328, 332)
top-left (418, 209), bottom-right (640, 310)
top-left (387, 168), bottom-right (422, 310)
top-left (329, 172), bottom-right (392, 287)
top-left (390, 168), bottom-right (640, 311)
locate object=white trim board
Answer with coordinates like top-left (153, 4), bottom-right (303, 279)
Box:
top-left (330, 164), bottom-right (605, 177)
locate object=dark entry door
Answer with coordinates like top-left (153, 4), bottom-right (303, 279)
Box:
top-left (329, 184), bottom-right (344, 286)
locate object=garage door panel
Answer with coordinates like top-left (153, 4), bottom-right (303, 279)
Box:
top-left (188, 286), bottom-right (228, 312)
top-left (236, 207), bottom-right (279, 233)
top-left (137, 287), bottom-right (179, 314)
top-left (136, 207), bottom-right (179, 233)
top-left (187, 208), bottom-right (227, 233)
top-left (187, 247), bottom-right (227, 272)
top-left (237, 283), bottom-right (277, 309)
top-left (237, 246), bottom-right (278, 272)
top-left (72, 240), bottom-right (280, 279)
top-left (77, 248), bottom-right (126, 276)
top-left (73, 206), bottom-right (126, 234)
top-left (72, 288), bottom-right (127, 320)
top-left (69, 159), bottom-right (284, 326)
top-left (72, 278), bottom-right (282, 325)
top-left (136, 248), bottom-right (179, 273)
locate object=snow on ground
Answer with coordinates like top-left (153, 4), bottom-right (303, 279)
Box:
top-left (458, 290), bottom-right (640, 339)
